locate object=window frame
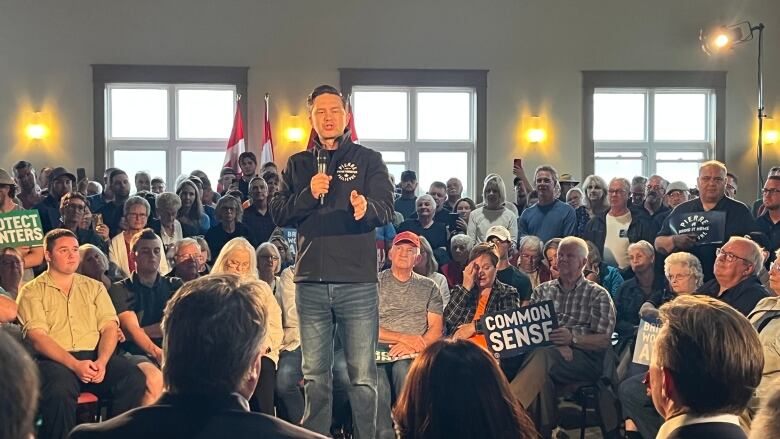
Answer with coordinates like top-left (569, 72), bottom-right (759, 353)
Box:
top-left (340, 68), bottom-right (487, 198)
top-left (93, 65), bottom-right (248, 184)
top-left (582, 71), bottom-right (726, 179)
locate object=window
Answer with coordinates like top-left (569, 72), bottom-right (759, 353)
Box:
top-left (582, 71), bottom-right (726, 187)
top-left (105, 84), bottom-right (236, 193)
top-left (351, 86), bottom-right (476, 197)
top-left (592, 88), bottom-right (715, 187)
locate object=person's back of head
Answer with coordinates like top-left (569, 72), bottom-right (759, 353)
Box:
top-left (750, 378), bottom-right (780, 439)
top-left (0, 328), bottom-right (39, 439)
top-left (393, 339), bottom-right (536, 439)
top-left (161, 273), bottom-right (267, 397)
top-left (655, 295), bottom-right (763, 416)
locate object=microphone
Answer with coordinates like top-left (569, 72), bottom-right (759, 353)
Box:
top-left (317, 149), bottom-right (328, 205)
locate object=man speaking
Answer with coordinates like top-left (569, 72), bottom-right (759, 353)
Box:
top-left (270, 85), bottom-right (395, 438)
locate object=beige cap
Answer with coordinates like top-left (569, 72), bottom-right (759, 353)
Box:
top-left (0, 168), bottom-right (15, 186)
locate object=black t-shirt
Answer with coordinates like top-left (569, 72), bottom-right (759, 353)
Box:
top-left (397, 219), bottom-right (448, 250)
top-left (659, 196), bottom-right (757, 281)
top-left (243, 206), bottom-right (275, 247)
top-left (696, 275), bottom-right (770, 317)
top-left (394, 196), bottom-right (416, 220)
top-left (205, 222), bottom-right (252, 263)
top-left (496, 266), bottom-right (532, 301)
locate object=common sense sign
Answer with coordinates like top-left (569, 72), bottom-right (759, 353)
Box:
top-left (0, 210), bottom-right (44, 247)
top-left (482, 300), bottom-right (559, 359)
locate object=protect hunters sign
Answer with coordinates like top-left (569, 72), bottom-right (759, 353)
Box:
top-left (0, 210), bottom-right (44, 247)
top-left (482, 300), bottom-right (559, 359)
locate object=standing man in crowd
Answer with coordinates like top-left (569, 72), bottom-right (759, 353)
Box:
top-left (630, 176), bottom-right (647, 207)
top-left (270, 84), bottom-right (395, 438)
top-left (519, 165), bottom-right (576, 242)
top-left (97, 169), bottom-right (133, 237)
top-left (655, 161), bottom-right (756, 281)
top-left (135, 171), bottom-right (151, 193)
top-left (726, 172), bottom-right (738, 199)
top-left (16, 229), bottom-right (146, 439)
top-left (394, 170), bottom-right (418, 220)
top-left (756, 175), bottom-right (780, 254)
top-left (12, 160), bottom-right (42, 208)
top-left (238, 151), bottom-right (258, 200)
top-left (752, 166), bottom-right (780, 217)
top-left (87, 167), bottom-right (118, 213)
top-left (642, 175), bottom-right (671, 227)
top-left (665, 181), bottom-right (689, 210)
top-left (244, 176), bottom-right (276, 246)
top-left (445, 177), bottom-right (463, 211)
top-left (34, 167), bottom-right (75, 233)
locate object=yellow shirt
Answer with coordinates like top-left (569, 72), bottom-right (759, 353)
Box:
top-left (16, 272), bottom-right (119, 352)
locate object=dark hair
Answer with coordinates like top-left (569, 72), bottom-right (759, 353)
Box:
top-left (261, 161), bottom-right (277, 170)
top-left (44, 228), bottom-right (77, 252)
top-left (429, 181), bottom-right (446, 191)
top-left (401, 170), bottom-right (417, 182)
top-left (306, 84), bottom-right (347, 111)
top-left (726, 172), bottom-right (738, 184)
top-left (262, 170), bottom-right (279, 184)
top-left (130, 228), bottom-right (159, 253)
top-left (768, 175), bottom-right (780, 183)
top-left (176, 180), bottom-right (205, 227)
top-left (108, 169), bottom-right (127, 185)
top-left (151, 177), bottom-right (164, 185)
top-left (59, 191), bottom-right (87, 210)
top-left (394, 339), bottom-right (537, 439)
top-left (0, 329), bottom-right (40, 439)
top-left (454, 197), bottom-right (476, 212)
top-left (162, 274), bottom-right (267, 396)
top-left (469, 242), bottom-right (499, 266)
top-left (238, 152), bottom-right (257, 165)
top-left (13, 160), bottom-right (33, 172)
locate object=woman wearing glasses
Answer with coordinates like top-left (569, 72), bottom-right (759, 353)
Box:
top-left (638, 251), bottom-right (703, 322)
top-left (211, 237), bottom-right (283, 416)
top-left (109, 196), bottom-right (169, 277)
top-left (204, 195), bottom-right (253, 264)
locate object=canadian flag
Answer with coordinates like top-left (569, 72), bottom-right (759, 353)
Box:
top-left (223, 101), bottom-right (245, 174)
top-left (260, 93), bottom-right (274, 165)
top-left (306, 100), bottom-right (359, 151)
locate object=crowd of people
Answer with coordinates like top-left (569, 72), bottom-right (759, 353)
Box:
top-left (1, 84), bottom-right (780, 439)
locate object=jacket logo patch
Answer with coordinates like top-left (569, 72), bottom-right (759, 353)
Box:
top-left (336, 163), bottom-right (358, 181)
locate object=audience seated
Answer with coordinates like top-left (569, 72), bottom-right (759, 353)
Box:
top-left (108, 196), bottom-right (170, 278)
top-left (244, 177), bottom-right (277, 246)
top-left (393, 339), bottom-right (538, 439)
top-left (519, 166), bottom-right (576, 243)
top-left (696, 236), bottom-right (770, 316)
top-left (397, 194), bottom-right (448, 251)
top-left (655, 160), bottom-right (757, 281)
top-left (516, 235), bottom-right (551, 289)
top-left (440, 233), bottom-right (473, 289)
top-left (749, 379), bottom-right (780, 439)
top-left (584, 241), bottom-right (624, 299)
top-left (211, 237), bottom-right (283, 415)
top-left (108, 228), bottom-right (180, 405)
top-left (166, 238), bottom-right (203, 282)
top-left (747, 252), bottom-right (780, 412)
top-left (77, 244), bottom-right (125, 290)
top-left (176, 179), bottom-right (210, 234)
top-left (509, 236), bottom-right (616, 437)
top-left (543, 238), bottom-right (562, 280)
top-left (651, 295), bottom-right (763, 439)
top-left (639, 251), bottom-right (703, 321)
top-left (413, 236), bottom-right (450, 307)
top-left (0, 328), bottom-right (40, 439)
top-left (614, 241), bottom-right (665, 340)
top-left (0, 246), bottom-right (25, 301)
top-left (376, 231), bottom-right (444, 439)
top-left (152, 192), bottom-right (194, 263)
top-left (17, 229), bottom-right (146, 439)
top-left (486, 226), bottom-right (532, 305)
top-left (69, 274), bottom-right (324, 438)
top-left (205, 195), bottom-right (254, 262)
top-left (468, 173), bottom-right (518, 243)
top-left (57, 192), bottom-right (109, 254)
top-left (414, 181), bottom-right (453, 224)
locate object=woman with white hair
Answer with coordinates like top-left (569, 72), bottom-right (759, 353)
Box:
top-left (78, 244), bottom-right (125, 289)
top-left (108, 196), bottom-right (170, 277)
top-left (516, 235), bottom-right (551, 289)
top-left (210, 237), bottom-right (283, 416)
top-left (467, 174), bottom-right (517, 244)
top-left (638, 251), bottom-right (704, 321)
top-left (441, 234), bottom-right (474, 288)
top-left (414, 236), bottom-right (451, 308)
top-left (397, 194), bottom-right (449, 251)
top-left (614, 241), bottom-right (665, 336)
top-left (153, 192), bottom-right (194, 265)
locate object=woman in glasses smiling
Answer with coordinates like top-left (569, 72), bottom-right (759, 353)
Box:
top-left (109, 196), bottom-right (169, 277)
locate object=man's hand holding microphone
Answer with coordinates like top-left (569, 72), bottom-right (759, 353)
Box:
top-left (311, 150), bottom-right (367, 220)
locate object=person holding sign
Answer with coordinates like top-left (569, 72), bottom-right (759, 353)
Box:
top-left (376, 231), bottom-right (443, 439)
top-left (0, 168), bottom-right (45, 278)
top-left (509, 236), bottom-right (617, 437)
top-left (655, 161), bottom-right (757, 282)
top-left (444, 243), bottom-right (522, 351)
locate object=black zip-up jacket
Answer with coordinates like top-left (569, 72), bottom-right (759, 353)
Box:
top-left (582, 205), bottom-right (659, 258)
top-left (270, 132), bottom-right (394, 283)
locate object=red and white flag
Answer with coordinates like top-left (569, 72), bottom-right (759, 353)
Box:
top-left (306, 99), bottom-right (359, 151)
top-left (223, 101), bottom-right (245, 174)
top-left (260, 93), bottom-right (275, 165)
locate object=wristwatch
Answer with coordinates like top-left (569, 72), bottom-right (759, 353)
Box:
top-left (571, 335), bottom-right (579, 346)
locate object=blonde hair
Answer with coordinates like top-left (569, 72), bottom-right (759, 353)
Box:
top-left (211, 237), bottom-right (259, 281)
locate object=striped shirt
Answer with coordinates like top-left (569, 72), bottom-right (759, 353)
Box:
top-left (531, 276), bottom-right (616, 336)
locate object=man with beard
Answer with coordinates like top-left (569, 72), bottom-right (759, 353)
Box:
top-left (630, 176), bottom-right (647, 208)
top-left (756, 176), bottom-right (780, 254)
top-left (97, 169), bottom-right (133, 237)
top-left (665, 181), bottom-right (689, 210)
top-left (33, 167), bottom-right (76, 233)
top-left (237, 152), bottom-right (258, 200)
top-left (519, 165), bottom-right (576, 242)
top-left (445, 178), bottom-right (463, 212)
top-left (87, 167), bottom-right (118, 213)
top-left (394, 170), bottom-right (418, 220)
top-left (12, 160), bottom-right (42, 209)
top-left (642, 175), bottom-right (671, 228)
top-left (244, 177), bottom-right (276, 246)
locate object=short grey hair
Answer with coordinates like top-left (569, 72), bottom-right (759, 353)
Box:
top-left (628, 240), bottom-right (655, 259)
top-left (416, 194), bottom-right (435, 208)
top-left (559, 236), bottom-right (588, 259)
top-left (518, 235), bottom-right (543, 256)
top-left (77, 244), bottom-right (108, 274)
top-left (256, 242), bottom-right (281, 275)
top-left (215, 195), bottom-right (243, 224)
top-left (156, 192), bottom-right (182, 213)
top-left (450, 234), bottom-right (475, 254)
top-left (534, 165), bottom-right (559, 185)
top-left (726, 236), bottom-right (764, 275)
top-left (664, 252), bottom-right (704, 290)
top-left (123, 195), bottom-right (151, 217)
top-left (610, 177), bottom-right (631, 193)
top-left (566, 187), bottom-right (583, 200)
top-left (172, 238), bottom-right (200, 257)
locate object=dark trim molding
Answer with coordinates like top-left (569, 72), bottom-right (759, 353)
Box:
top-left (91, 65), bottom-right (249, 178)
top-left (339, 68), bottom-right (489, 194)
top-left (581, 70), bottom-right (727, 177)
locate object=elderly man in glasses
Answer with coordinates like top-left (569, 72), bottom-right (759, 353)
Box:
top-left (696, 236), bottom-right (770, 316)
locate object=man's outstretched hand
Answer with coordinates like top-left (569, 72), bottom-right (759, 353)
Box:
top-left (350, 190), bottom-right (367, 220)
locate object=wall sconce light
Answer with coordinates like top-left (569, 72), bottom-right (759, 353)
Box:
top-left (524, 116), bottom-right (547, 143)
top-left (285, 116), bottom-right (305, 143)
top-left (766, 117), bottom-right (778, 145)
top-left (25, 112), bottom-right (49, 140)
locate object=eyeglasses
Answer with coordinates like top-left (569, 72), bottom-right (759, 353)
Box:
top-left (666, 273), bottom-right (692, 282)
top-left (126, 212), bottom-right (148, 219)
top-left (225, 260), bottom-right (251, 270)
top-left (64, 204), bottom-right (85, 211)
top-left (762, 188), bottom-right (780, 196)
top-left (646, 185), bottom-right (665, 191)
top-left (715, 248), bottom-right (751, 265)
top-left (258, 255), bottom-right (280, 261)
top-left (175, 252), bottom-right (201, 262)
top-left (607, 189), bottom-right (626, 195)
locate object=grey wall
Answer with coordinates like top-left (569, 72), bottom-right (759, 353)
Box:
top-left (1, 0), bottom-right (778, 201)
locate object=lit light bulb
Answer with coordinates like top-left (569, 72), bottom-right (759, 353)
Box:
top-left (26, 123), bottom-right (47, 140)
top-left (714, 34), bottom-right (730, 48)
top-left (528, 128), bottom-right (546, 143)
top-left (766, 130), bottom-right (779, 145)
top-left (286, 127), bottom-right (304, 142)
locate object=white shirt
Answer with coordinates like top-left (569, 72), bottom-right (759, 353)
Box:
top-left (603, 211), bottom-right (631, 269)
top-left (656, 413), bottom-right (741, 439)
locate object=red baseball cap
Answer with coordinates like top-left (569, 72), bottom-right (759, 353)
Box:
top-left (392, 231), bottom-right (420, 248)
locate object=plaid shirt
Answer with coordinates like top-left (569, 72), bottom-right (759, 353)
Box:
top-left (531, 276), bottom-right (616, 336)
top-left (444, 280), bottom-right (521, 335)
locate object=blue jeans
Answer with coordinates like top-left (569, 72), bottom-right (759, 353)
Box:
top-left (376, 359), bottom-right (412, 439)
top-left (296, 282), bottom-right (379, 439)
top-left (276, 348), bottom-right (304, 424)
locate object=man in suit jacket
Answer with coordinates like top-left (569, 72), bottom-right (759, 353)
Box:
top-left (69, 274), bottom-right (324, 439)
top-left (650, 295), bottom-right (763, 439)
